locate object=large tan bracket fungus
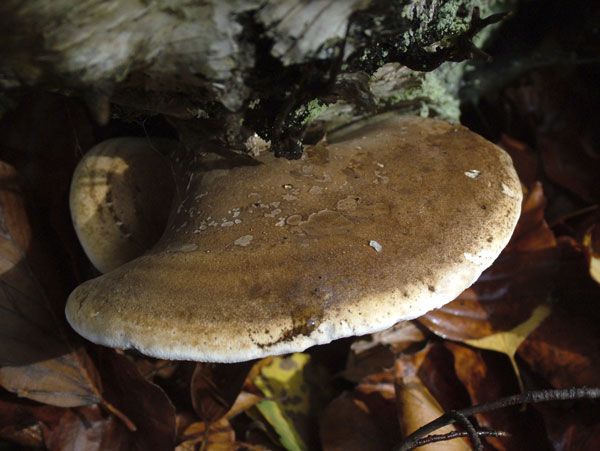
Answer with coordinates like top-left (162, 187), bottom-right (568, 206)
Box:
top-left (66, 116), bottom-right (522, 363)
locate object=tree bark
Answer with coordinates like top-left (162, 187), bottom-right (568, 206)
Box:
top-left (0, 0), bottom-right (511, 158)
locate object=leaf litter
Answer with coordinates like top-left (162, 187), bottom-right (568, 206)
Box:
top-left (1, 63), bottom-right (600, 450)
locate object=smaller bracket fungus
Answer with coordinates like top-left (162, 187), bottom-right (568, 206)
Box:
top-left (69, 137), bottom-right (176, 273)
top-left (66, 116), bottom-right (522, 363)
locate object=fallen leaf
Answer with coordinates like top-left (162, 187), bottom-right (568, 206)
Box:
top-left (0, 92), bottom-right (96, 285)
top-left (321, 393), bottom-right (390, 451)
top-left (411, 344), bottom-right (471, 414)
top-left (176, 418), bottom-right (236, 451)
top-left (0, 391), bottom-right (65, 448)
top-left (224, 391), bottom-right (263, 420)
top-left (43, 405), bottom-right (130, 451)
top-left (583, 223), bottom-right (600, 284)
top-left (343, 321), bottom-right (426, 383)
top-left (538, 129), bottom-right (600, 204)
top-left (351, 321), bottom-right (427, 354)
top-left (0, 348), bottom-right (104, 408)
top-left (534, 401), bottom-right (600, 451)
top-left (252, 353), bottom-right (329, 451)
top-left (464, 304), bottom-right (552, 389)
top-left (153, 361), bottom-right (197, 414)
top-left (191, 360), bottom-right (255, 422)
top-left (253, 354), bottom-right (309, 451)
top-left (445, 341), bottom-right (552, 450)
top-left (132, 356), bottom-right (179, 382)
top-left (498, 134), bottom-right (539, 186)
top-left (517, 306), bottom-right (600, 388)
top-left (0, 162), bottom-right (106, 408)
top-left (1, 421), bottom-right (46, 448)
top-left (395, 354), bottom-right (470, 451)
top-left (552, 237), bottom-right (600, 321)
top-left (342, 345), bottom-right (396, 384)
top-left (504, 69), bottom-right (600, 203)
top-left (508, 182), bottom-right (556, 252)
top-left (320, 371), bottom-right (400, 451)
top-left (92, 348), bottom-right (177, 450)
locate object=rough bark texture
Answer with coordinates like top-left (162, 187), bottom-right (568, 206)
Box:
top-left (0, 0), bottom-right (512, 158)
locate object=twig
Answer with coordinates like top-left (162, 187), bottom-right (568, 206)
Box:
top-left (448, 410), bottom-right (482, 450)
top-left (394, 387), bottom-right (600, 451)
top-left (413, 430), bottom-right (509, 448)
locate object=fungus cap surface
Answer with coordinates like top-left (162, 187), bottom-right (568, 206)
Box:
top-left (70, 137), bottom-right (176, 273)
top-left (66, 116), bottom-right (522, 362)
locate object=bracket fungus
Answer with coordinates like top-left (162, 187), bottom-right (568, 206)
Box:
top-left (70, 137), bottom-right (177, 273)
top-left (66, 115), bottom-right (522, 363)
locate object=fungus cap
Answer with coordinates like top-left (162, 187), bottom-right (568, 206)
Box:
top-left (69, 137), bottom-right (176, 273)
top-left (66, 116), bottom-right (522, 362)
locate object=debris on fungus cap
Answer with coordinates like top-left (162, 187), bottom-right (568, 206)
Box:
top-left (70, 137), bottom-right (176, 273)
top-left (66, 116), bottom-right (522, 363)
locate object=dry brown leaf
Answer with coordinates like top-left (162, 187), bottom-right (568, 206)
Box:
top-left (538, 129), bottom-right (600, 204)
top-left (176, 418), bottom-right (236, 451)
top-left (351, 321), bottom-right (427, 354)
top-left (224, 391), bottom-right (263, 420)
top-left (320, 370), bottom-right (400, 451)
top-left (0, 162), bottom-right (107, 408)
top-left (534, 401), bottom-right (600, 451)
top-left (320, 393), bottom-right (392, 451)
top-left (0, 347), bottom-right (105, 408)
top-left (505, 69), bottom-right (600, 203)
top-left (408, 343), bottom-right (472, 414)
top-left (498, 134), bottom-right (538, 186)
top-left (395, 358), bottom-right (470, 451)
top-left (342, 345), bottom-right (396, 384)
top-left (43, 405), bottom-right (130, 451)
top-left (93, 348), bottom-right (177, 449)
top-left (132, 356), bottom-right (179, 382)
top-left (1, 421), bottom-right (46, 448)
top-left (343, 321), bottom-right (427, 383)
top-left (518, 306), bottom-right (600, 388)
top-left (0, 392), bottom-right (65, 448)
top-left (0, 92), bottom-right (95, 284)
top-left (445, 342), bottom-right (552, 450)
top-left (507, 182), bottom-right (556, 252)
top-left (463, 304), bottom-right (551, 390)
top-left (191, 360), bottom-right (256, 422)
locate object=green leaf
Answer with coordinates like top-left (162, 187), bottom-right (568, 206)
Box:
top-left (253, 353), bottom-right (312, 451)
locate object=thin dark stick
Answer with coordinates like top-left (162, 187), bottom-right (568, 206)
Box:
top-left (414, 430), bottom-right (509, 447)
top-left (394, 387), bottom-right (600, 451)
top-left (449, 410), bottom-right (482, 450)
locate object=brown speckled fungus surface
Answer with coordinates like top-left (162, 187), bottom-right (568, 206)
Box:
top-left (66, 116), bottom-right (522, 363)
